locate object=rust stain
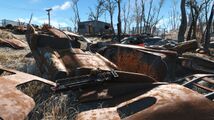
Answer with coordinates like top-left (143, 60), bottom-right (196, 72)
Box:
top-left (0, 67), bottom-right (56, 120)
top-left (26, 25), bottom-right (118, 80)
top-left (76, 84), bottom-right (214, 120)
top-left (0, 38), bottom-right (27, 49)
top-left (99, 44), bottom-right (170, 81)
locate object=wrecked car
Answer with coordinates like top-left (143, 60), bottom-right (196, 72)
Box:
top-left (76, 84), bottom-right (214, 120)
top-left (0, 67), bottom-right (213, 120)
top-left (63, 31), bottom-right (92, 50)
top-left (121, 36), bottom-right (145, 47)
top-left (0, 29), bottom-right (27, 49)
top-left (26, 25), bottom-right (117, 80)
top-left (99, 44), bottom-right (177, 81)
top-left (0, 67), bottom-right (55, 120)
top-left (0, 38), bottom-right (27, 49)
top-left (75, 71), bottom-right (214, 120)
top-left (120, 36), bottom-right (164, 47)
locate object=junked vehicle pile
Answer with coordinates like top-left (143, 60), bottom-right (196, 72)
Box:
top-left (0, 25), bottom-right (213, 120)
top-left (0, 29), bottom-right (27, 49)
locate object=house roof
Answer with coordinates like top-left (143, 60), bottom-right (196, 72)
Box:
top-left (78, 20), bottom-right (110, 25)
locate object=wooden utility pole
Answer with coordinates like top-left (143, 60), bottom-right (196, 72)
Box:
top-left (46, 8), bottom-right (52, 26)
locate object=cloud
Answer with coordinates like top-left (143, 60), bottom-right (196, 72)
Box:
top-left (17, 18), bottom-right (28, 23)
top-left (32, 17), bottom-right (69, 27)
top-left (17, 17), bottom-right (69, 27)
top-left (52, 1), bottom-right (72, 11)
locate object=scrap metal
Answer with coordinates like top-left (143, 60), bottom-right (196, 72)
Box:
top-left (54, 69), bottom-right (156, 93)
top-left (175, 74), bottom-right (214, 99)
top-left (99, 44), bottom-right (177, 81)
top-left (76, 84), bottom-right (214, 120)
top-left (0, 38), bottom-right (27, 49)
top-left (181, 53), bottom-right (214, 73)
top-left (0, 67), bottom-right (55, 120)
top-left (26, 25), bottom-right (117, 80)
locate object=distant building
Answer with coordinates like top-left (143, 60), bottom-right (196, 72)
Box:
top-left (78, 20), bottom-right (112, 35)
top-left (60, 27), bottom-right (72, 32)
top-left (1, 19), bottom-right (26, 27)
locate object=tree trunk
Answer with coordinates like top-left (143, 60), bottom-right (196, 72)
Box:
top-left (203, 3), bottom-right (214, 52)
top-left (192, 15), bottom-right (198, 39)
top-left (117, 0), bottom-right (122, 42)
top-left (178, 0), bottom-right (187, 42)
top-left (187, 8), bottom-right (194, 40)
top-left (110, 14), bottom-right (115, 34)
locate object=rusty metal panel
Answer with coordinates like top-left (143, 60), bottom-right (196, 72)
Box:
top-left (99, 44), bottom-right (173, 81)
top-left (0, 38), bottom-right (27, 49)
top-left (76, 84), bottom-right (214, 120)
top-left (176, 74), bottom-right (214, 98)
top-left (181, 53), bottom-right (214, 73)
top-left (60, 49), bottom-right (118, 75)
top-left (0, 67), bottom-right (55, 120)
top-left (47, 28), bottom-right (69, 38)
top-left (26, 25), bottom-right (118, 80)
top-left (77, 108), bottom-right (120, 120)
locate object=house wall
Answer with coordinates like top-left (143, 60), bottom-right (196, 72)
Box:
top-left (78, 21), bottom-right (110, 35)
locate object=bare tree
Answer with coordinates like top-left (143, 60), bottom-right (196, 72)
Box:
top-left (178, 0), bottom-right (187, 42)
top-left (115, 0), bottom-right (122, 41)
top-left (88, 0), bottom-right (105, 21)
top-left (122, 4), bottom-right (127, 34)
top-left (122, 0), bottom-right (131, 34)
top-left (170, 0), bottom-right (179, 30)
top-left (143, 0), bottom-right (165, 34)
top-left (203, 3), bottom-right (214, 53)
top-left (145, 0), bottom-right (153, 33)
top-left (186, 0), bottom-right (209, 40)
top-left (134, 0), bottom-right (141, 34)
top-left (104, 0), bottom-right (116, 34)
top-left (198, 0), bottom-right (212, 43)
top-left (140, 0), bottom-right (145, 34)
top-left (71, 0), bottom-right (80, 32)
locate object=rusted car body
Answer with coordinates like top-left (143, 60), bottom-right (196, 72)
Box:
top-left (0, 67), bottom-right (55, 120)
top-left (76, 84), bottom-right (214, 120)
top-left (181, 53), bottom-right (214, 73)
top-left (26, 25), bottom-right (117, 80)
top-left (0, 67), bottom-right (213, 120)
top-left (176, 74), bottom-right (214, 99)
top-left (0, 38), bottom-right (27, 49)
top-left (99, 44), bottom-right (177, 81)
top-left (26, 25), bottom-right (180, 82)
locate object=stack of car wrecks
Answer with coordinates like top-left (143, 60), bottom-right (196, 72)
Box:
top-left (0, 25), bottom-right (213, 120)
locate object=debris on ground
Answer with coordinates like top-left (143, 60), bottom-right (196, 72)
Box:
top-left (0, 25), bottom-right (213, 120)
top-left (0, 29), bottom-right (27, 49)
top-left (26, 25), bottom-right (117, 80)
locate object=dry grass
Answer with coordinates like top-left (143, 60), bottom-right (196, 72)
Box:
top-left (17, 81), bottom-right (79, 120)
top-left (0, 47), bottom-right (81, 120)
top-left (0, 47), bottom-right (81, 119)
top-left (0, 29), bottom-right (81, 119)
